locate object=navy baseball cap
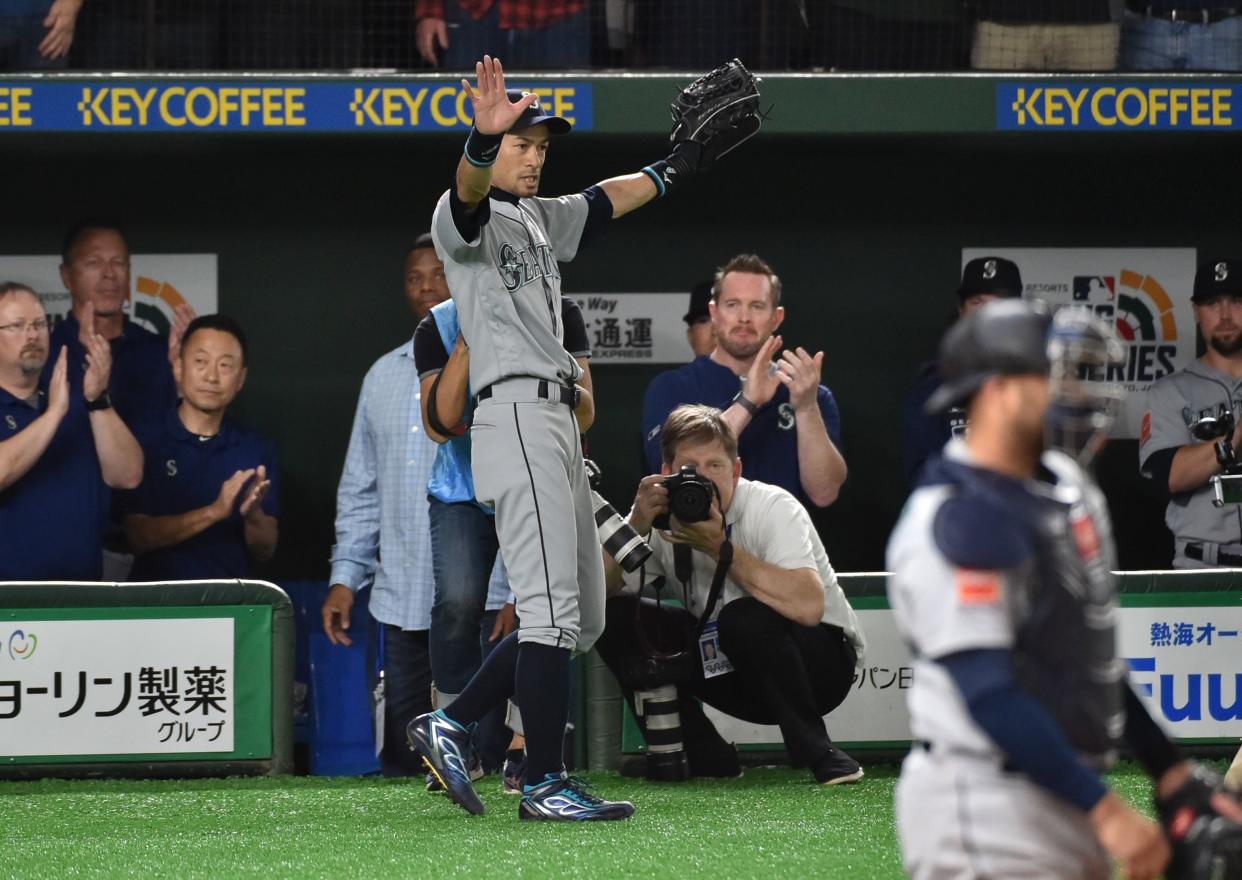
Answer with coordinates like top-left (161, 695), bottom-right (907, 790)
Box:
top-left (926, 299), bottom-right (1052, 415)
top-left (506, 90), bottom-right (571, 135)
top-left (683, 280), bottom-right (713, 324)
top-left (958, 257), bottom-right (1023, 300)
top-left (1193, 258), bottom-right (1242, 302)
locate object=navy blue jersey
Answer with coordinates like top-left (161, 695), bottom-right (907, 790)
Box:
top-left (123, 408), bottom-right (279, 581)
top-left (640, 355), bottom-right (842, 507)
top-left (47, 314), bottom-right (177, 431)
top-left (0, 384), bottom-right (106, 580)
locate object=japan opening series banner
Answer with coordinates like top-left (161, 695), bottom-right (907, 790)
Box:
top-left (962, 248), bottom-right (1198, 439)
top-left (0, 617), bottom-right (234, 756)
top-left (0, 254), bottom-right (218, 338)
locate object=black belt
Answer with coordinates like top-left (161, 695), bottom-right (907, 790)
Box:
top-left (1184, 542), bottom-right (1242, 566)
top-left (475, 378), bottom-right (579, 409)
top-left (1129, 4), bottom-right (1241, 22)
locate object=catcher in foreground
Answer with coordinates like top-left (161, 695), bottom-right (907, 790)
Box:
top-left (886, 301), bottom-right (1242, 880)
top-left (405, 56), bottom-right (761, 821)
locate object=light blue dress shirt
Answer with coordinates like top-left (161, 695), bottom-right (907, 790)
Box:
top-left (329, 339), bottom-right (507, 631)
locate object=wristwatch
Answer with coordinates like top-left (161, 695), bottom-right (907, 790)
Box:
top-left (731, 390), bottom-right (760, 416)
top-left (85, 390), bottom-right (113, 412)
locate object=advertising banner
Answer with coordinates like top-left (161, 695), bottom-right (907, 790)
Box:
top-left (962, 248), bottom-right (1198, 438)
top-left (0, 81), bottom-right (593, 133)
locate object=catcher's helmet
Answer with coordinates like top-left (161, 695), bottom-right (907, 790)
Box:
top-left (925, 299), bottom-right (1051, 415)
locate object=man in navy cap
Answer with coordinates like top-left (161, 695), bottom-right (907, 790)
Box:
top-left (902, 255), bottom-right (1024, 486)
top-left (1140, 258), bottom-right (1242, 569)
top-left (683, 280), bottom-right (716, 358)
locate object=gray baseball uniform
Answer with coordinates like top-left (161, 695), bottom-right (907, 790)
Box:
top-left (887, 439), bottom-right (1123, 880)
top-left (1140, 361), bottom-right (1242, 567)
top-left (431, 186), bottom-right (607, 653)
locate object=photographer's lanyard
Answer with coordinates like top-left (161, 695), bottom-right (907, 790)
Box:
top-left (674, 525), bottom-right (734, 639)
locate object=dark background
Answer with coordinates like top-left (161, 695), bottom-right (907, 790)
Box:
top-left (4, 129), bottom-right (1232, 576)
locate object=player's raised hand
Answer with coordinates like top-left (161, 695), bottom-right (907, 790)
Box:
top-left (462, 55), bottom-right (536, 136)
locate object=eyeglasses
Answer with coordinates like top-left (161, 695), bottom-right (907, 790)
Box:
top-left (0, 319), bottom-right (50, 335)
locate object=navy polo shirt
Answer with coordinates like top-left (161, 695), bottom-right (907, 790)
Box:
top-left (0, 384), bottom-right (106, 580)
top-left (640, 355), bottom-right (843, 508)
top-left (123, 408), bottom-right (280, 581)
top-left (901, 363), bottom-right (969, 489)
top-left (47, 314), bottom-right (177, 431)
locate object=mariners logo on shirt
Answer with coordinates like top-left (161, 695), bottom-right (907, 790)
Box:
top-left (497, 241), bottom-right (559, 293)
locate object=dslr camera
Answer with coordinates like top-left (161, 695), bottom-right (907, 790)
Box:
top-left (652, 465), bottom-right (717, 531)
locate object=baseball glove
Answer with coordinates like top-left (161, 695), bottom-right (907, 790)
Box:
top-left (1158, 763), bottom-right (1242, 879)
top-left (669, 58), bottom-right (762, 167)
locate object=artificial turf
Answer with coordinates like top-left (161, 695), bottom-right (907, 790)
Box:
top-left (0, 761), bottom-right (1204, 879)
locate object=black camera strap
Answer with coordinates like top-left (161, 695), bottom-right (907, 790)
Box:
top-left (634, 536), bottom-right (734, 661)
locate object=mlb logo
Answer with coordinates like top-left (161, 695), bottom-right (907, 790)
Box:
top-left (1072, 276), bottom-right (1116, 302)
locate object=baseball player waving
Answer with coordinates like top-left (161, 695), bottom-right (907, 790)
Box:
top-left (407, 56), bottom-right (762, 821)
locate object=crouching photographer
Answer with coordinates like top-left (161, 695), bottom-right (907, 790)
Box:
top-left (596, 404), bottom-right (867, 785)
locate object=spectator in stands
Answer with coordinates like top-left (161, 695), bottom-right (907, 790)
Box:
top-left (123, 315), bottom-right (278, 580)
top-left (75, 0), bottom-right (222, 69)
top-left (0, 282), bottom-right (142, 581)
top-left (598, 404), bottom-right (866, 784)
top-left (683, 281), bottom-right (715, 359)
top-left (414, 0), bottom-right (588, 69)
top-left (633, 0), bottom-right (752, 69)
top-left (0, 0), bottom-right (82, 69)
top-left (641, 253), bottom-right (847, 509)
top-left (818, 1), bottom-right (967, 70)
top-left (1120, 2), bottom-right (1242, 70)
top-left (901, 256), bottom-right (1023, 486)
top-left (970, 1), bottom-right (1118, 71)
top-left (322, 234), bottom-right (507, 777)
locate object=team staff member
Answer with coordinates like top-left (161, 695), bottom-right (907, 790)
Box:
top-left (322, 236), bottom-right (508, 778)
top-left (414, 291), bottom-right (591, 782)
top-left (50, 219), bottom-right (192, 430)
top-left (599, 404), bottom-right (866, 785)
top-left (683, 280), bottom-right (715, 358)
top-left (641, 254), bottom-right (846, 509)
top-left (123, 315), bottom-right (277, 580)
top-left (1140, 259), bottom-right (1242, 568)
top-left (887, 300), bottom-right (1242, 880)
top-left (901, 255), bottom-right (1023, 486)
top-left (0, 282), bottom-right (142, 580)
top-left (409, 55), bottom-right (724, 821)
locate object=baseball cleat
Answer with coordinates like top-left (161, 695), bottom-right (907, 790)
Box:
top-left (407, 711), bottom-right (485, 815)
top-left (814, 746), bottom-right (864, 785)
top-left (519, 775), bottom-right (635, 821)
top-left (426, 754), bottom-right (485, 793)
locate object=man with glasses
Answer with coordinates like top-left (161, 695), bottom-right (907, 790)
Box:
top-left (0, 282), bottom-right (142, 580)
